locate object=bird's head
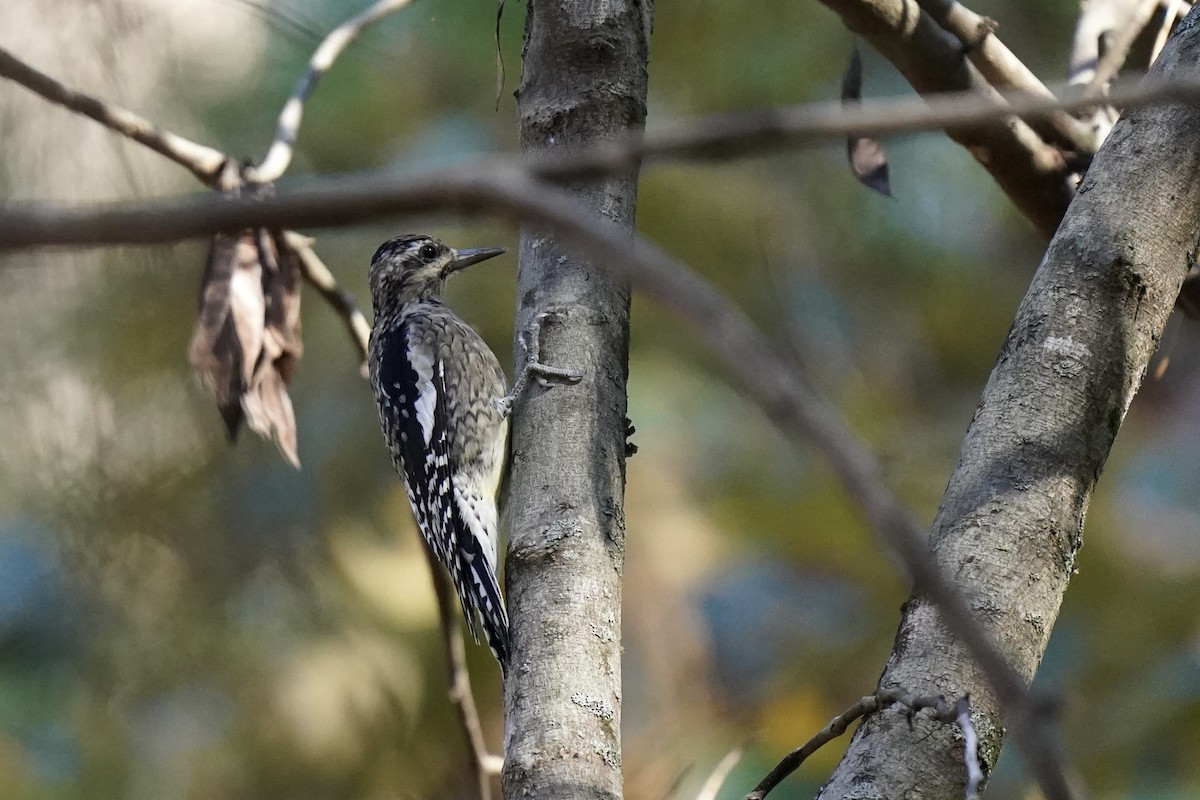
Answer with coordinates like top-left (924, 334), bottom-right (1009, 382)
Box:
top-left (368, 234), bottom-right (505, 312)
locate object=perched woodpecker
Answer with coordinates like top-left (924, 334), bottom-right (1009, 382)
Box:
top-left (367, 234), bottom-right (580, 671)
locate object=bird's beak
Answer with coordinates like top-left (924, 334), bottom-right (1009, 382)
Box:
top-left (448, 246), bottom-right (506, 274)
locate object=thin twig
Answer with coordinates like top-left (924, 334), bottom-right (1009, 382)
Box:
top-left (0, 46), bottom-right (228, 185)
top-left (422, 545), bottom-right (502, 800)
top-left (247, 0), bottom-right (418, 183)
top-left (10, 73), bottom-right (1200, 252)
top-left (744, 689), bottom-right (969, 800)
top-left (694, 748), bottom-right (743, 800)
top-left (282, 231), bottom-right (371, 375)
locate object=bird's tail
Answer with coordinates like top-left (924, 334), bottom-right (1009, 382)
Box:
top-left (454, 536), bottom-right (511, 673)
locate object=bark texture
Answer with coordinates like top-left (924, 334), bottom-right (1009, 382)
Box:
top-left (817, 0), bottom-right (1073, 237)
top-left (817, 8), bottom-right (1200, 799)
top-left (502, 2), bottom-right (652, 799)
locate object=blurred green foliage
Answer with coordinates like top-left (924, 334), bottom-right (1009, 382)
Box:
top-left (2, 1), bottom-right (1200, 799)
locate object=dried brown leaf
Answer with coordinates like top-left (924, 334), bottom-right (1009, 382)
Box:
top-left (841, 46), bottom-right (893, 197)
top-left (189, 228), bottom-right (304, 469)
top-left (188, 230), bottom-right (265, 438)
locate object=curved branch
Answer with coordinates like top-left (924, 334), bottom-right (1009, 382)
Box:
top-left (282, 231), bottom-right (370, 375)
top-left (0, 46), bottom-right (228, 185)
top-left (246, 0), bottom-right (418, 183)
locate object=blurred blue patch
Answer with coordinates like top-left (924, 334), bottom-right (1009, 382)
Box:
top-left (0, 519), bottom-right (83, 783)
top-left (0, 519), bottom-right (77, 662)
top-left (388, 113), bottom-right (496, 173)
top-left (701, 559), bottom-right (870, 704)
top-left (222, 462), bottom-right (319, 559)
top-left (21, 721), bottom-right (80, 782)
top-left (128, 684), bottom-right (233, 766)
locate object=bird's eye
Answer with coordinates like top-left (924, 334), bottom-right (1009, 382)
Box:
top-left (418, 243), bottom-right (441, 262)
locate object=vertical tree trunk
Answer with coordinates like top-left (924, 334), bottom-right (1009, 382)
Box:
top-left (817, 9), bottom-right (1200, 799)
top-left (502, 2), bottom-right (652, 799)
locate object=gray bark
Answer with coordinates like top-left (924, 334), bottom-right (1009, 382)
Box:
top-left (818, 8), bottom-right (1200, 799)
top-left (501, 2), bottom-right (652, 799)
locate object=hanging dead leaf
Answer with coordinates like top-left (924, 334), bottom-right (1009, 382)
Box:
top-left (841, 46), bottom-right (892, 197)
top-left (189, 230), bottom-right (265, 437)
top-left (188, 228), bottom-right (304, 469)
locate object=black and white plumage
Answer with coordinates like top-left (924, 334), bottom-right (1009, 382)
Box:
top-left (368, 235), bottom-right (512, 668)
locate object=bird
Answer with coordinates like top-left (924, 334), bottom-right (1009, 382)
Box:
top-left (367, 234), bottom-right (581, 672)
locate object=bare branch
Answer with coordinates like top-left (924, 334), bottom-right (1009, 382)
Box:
top-left (744, 690), bottom-right (971, 800)
top-left (4, 75), bottom-right (1200, 251)
top-left (422, 545), bottom-right (501, 800)
top-left (246, 0), bottom-right (418, 183)
top-left (0, 46), bottom-right (228, 185)
top-left (281, 231), bottom-right (370, 375)
top-left (916, 0), bottom-right (1097, 152)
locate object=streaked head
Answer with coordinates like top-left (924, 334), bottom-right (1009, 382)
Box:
top-left (368, 234), bottom-right (505, 311)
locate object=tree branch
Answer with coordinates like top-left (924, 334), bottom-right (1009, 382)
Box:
top-left (817, 5), bottom-right (1200, 798)
top-left (246, 0), bottom-right (419, 183)
top-left (6, 76), bottom-right (1200, 252)
top-left (500, 1), bottom-right (651, 798)
top-left (694, 748), bottom-right (743, 800)
top-left (744, 690), bottom-right (977, 800)
top-left (0, 45), bottom-right (228, 185)
top-left (1088, 0), bottom-right (1161, 96)
top-left (281, 231), bottom-right (370, 375)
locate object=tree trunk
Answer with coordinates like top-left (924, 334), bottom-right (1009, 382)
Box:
top-left (818, 9), bottom-right (1200, 799)
top-left (501, 2), bottom-right (652, 799)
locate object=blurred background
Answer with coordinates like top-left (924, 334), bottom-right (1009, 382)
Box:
top-left (2, 1), bottom-right (1200, 798)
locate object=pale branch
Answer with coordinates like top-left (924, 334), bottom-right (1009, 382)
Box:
top-left (246, 0), bottom-right (419, 184)
top-left (1067, 0), bottom-right (1144, 144)
top-left (0, 45), bottom-right (228, 185)
top-left (693, 748), bottom-right (743, 800)
top-left (743, 690), bottom-right (979, 800)
top-left (1150, 1), bottom-right (1193, 65)
top-left (1087, 0), bottom-right (1161, 96)
top-left (281, 231), bottom-right (370, 375)
top-left (915, 0), bottom-right (1097, 152)
top-left (422, 545), bottom-right (502, 800)
top-left (1069, 0), bottom-right (1144, 86)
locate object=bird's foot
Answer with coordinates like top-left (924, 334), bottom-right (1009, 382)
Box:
top-left (494, 308), bottom-right (584, 417)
